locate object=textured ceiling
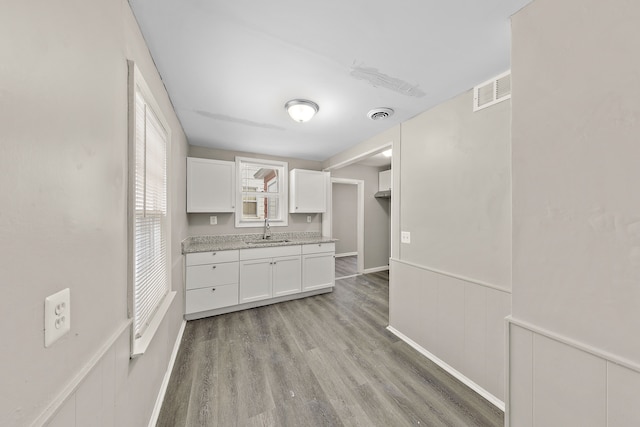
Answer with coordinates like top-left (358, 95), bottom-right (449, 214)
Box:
top-left (130, 0), bottom-right (530, 161)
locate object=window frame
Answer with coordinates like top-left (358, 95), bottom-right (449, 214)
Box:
top-left (234, 156), bottom-right (288, 228)
top-left (127, 60), bottom-right (175, 358)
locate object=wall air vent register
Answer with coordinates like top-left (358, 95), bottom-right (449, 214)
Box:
top-left (473, 70), bottom-right (511, 112)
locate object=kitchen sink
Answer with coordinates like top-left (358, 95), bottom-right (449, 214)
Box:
top-left (245, 239), bottom-right (290, 245)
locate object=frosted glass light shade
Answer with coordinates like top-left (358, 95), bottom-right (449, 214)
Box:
top-left (285, 99), bottom-right (319, 122)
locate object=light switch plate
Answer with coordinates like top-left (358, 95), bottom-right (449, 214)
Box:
top-left (45, 288), bottom-right (71, 347)
top-left (401, 231), bottom-right (411, 244)
top-left (307, 215), bottom-right (312, 223)
top-left (209, 216), bottom-right (217, 225)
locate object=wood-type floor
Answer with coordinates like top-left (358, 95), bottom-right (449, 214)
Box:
top-left (157, 272), bottom-right (503, 426)
top-left (335, 255), bottom-right (358, 279)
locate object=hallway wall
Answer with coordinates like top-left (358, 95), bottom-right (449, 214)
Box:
top-left (327, 86), bottom-right (511, 405)
top-left (0, 1), bottom-right (188, 425)
top-left (509, 0), bottom-right (640, 424)
top-left (391, 88), bottom-right (511, 404)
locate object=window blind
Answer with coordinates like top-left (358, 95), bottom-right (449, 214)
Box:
top-left (133, 88), bottom-right (168, 340)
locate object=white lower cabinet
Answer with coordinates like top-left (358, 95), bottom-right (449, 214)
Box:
top-left (185, 242), bottom-right (334, 318)
top-left (185, 250), bottom-right (239, 315)
top-left (273, 256), bottom-right (302, 297)
top-left (302, 243), bottom-right (335, 291)
top-left (239, 245), bottom-right (302, 303)
top-left (238, 258), bottom-right (271, 303)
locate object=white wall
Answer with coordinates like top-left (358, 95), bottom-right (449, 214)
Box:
top-left (0, 1), bottom-right (188, 425)
top-left (391, 88), bottom-right (512, 404)
top-left (187, 145), bottom-right (324, 236)
top-left (509, 0), bottom-right (640, 425)
top-left (400, 91), bottom-right (511, 288)
top-left (325, 87), bottom-right (511, 404)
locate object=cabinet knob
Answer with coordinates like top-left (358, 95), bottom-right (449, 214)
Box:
top-left (212, 252), bottom-right (216, 256)
top-left (212, 265), bottom-right (217, 269)
top-left (211, 288), bottom-right (216, 292)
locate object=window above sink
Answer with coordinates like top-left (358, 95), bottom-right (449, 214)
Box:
top-left (235, 157), bottom-right (288, 228)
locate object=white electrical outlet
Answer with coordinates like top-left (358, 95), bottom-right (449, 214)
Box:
top-left (209, 216), bottom-right (217, 225)
top-left (45, 288), bottom-right (71, 347)
top-left (401, 231), bottom-right (411, 244)
top-left (307, 215), bottom-right (312, 223)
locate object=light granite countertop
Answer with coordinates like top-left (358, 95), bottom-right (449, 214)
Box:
top-left (182, 231), bottom-right (337, 254)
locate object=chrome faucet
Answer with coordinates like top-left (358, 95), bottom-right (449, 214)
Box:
top-left (263, 217), bottom-right (271, 240)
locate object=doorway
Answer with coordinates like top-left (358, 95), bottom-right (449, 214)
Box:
top-left (332, 178), bottom-right (364, 280)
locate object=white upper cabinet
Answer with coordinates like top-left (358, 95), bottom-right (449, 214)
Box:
top-left (186, 157), bottom-right (235, 213)
top-left (379, 169), bottom-right (391, 191)
top-left (289, 169), bottom-right (329, 213)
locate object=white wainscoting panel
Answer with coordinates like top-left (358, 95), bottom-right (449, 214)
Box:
top-left (607, 362), bottom-right (640, 426)
top-left (75, 357), bottom-right (104, 427)
top-left (506, 319), bottom-right (640, 427)
top-left (42, 317), bottom-right (185, 427)
top-left (437, 274), bottom-right (466, 372)
top-left (464, 281), bottom-right (487, 388)
top-left (533, 334), bottom-right (606, 427)
top-left (389, 261), bottom-right (439, 352)
top-left (389, 259), bottom-right (511, 408)
top-left (46, 396), bottom-right (75, 427)
top-left (485, 290), bottom-right (510, 400)
top-left (508, 324), bottom-right (533, 427)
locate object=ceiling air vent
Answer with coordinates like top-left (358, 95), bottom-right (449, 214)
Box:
top-left (473, 70), bottom-right (511, 112)
top-left (367, 108), bottom-right (395, 121)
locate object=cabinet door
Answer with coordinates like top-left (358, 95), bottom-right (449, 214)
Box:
top-left (272, 255), bottom-right (301, 297)
top-left (187, 157), bottom-right (235, 213)
top-left (239, 258), bottom-right (272, 303)
top-left (302, 252), bottom-right (335, 291)
top-left (289, 169), bottom-right (328, 213)
top-left (378, 169), bottom-right (391, 191)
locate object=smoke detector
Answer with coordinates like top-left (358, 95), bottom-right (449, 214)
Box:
top-left (367, 108), bottom-right (394, 121)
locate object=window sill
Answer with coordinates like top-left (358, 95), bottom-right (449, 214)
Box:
top-left (235, 221), bottom-right (289, 228)
top-left (130, 291), bottom-right (176, 358)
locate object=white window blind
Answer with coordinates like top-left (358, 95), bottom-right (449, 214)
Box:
top-left (133, 86), bottom-right (169, 342)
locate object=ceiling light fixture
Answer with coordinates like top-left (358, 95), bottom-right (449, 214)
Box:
top-left (285, 99), bottom-right (319, 123)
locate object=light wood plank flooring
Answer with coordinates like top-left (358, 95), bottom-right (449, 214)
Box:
top-left (335, 255), bottom-right (358, 279)
top-left (157, 272), bottom-right (503, 426)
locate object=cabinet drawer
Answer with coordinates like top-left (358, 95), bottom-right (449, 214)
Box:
top-left (186, 262), bottom-right (239, 290)
top-left (185, 283), bottom-right (238, 314)
top-left (186, 250), bottom-right (239, 266)
top-left (302, 242), bottom-right (335, 255)
top-left (240, 245), bottom-right (301, 260)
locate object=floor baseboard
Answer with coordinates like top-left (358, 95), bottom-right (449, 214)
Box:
top-left (148, 319), bottom-right (186, 427)
top-left (386, 325), bottom-right (505, 412)
top-left (363, 265), bottom-right (389, 274)
top-left (335, 252), bottom-right (357, 258)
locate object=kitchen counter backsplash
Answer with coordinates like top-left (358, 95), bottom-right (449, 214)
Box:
top-left (182, 231), bottom-right (336, 254)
